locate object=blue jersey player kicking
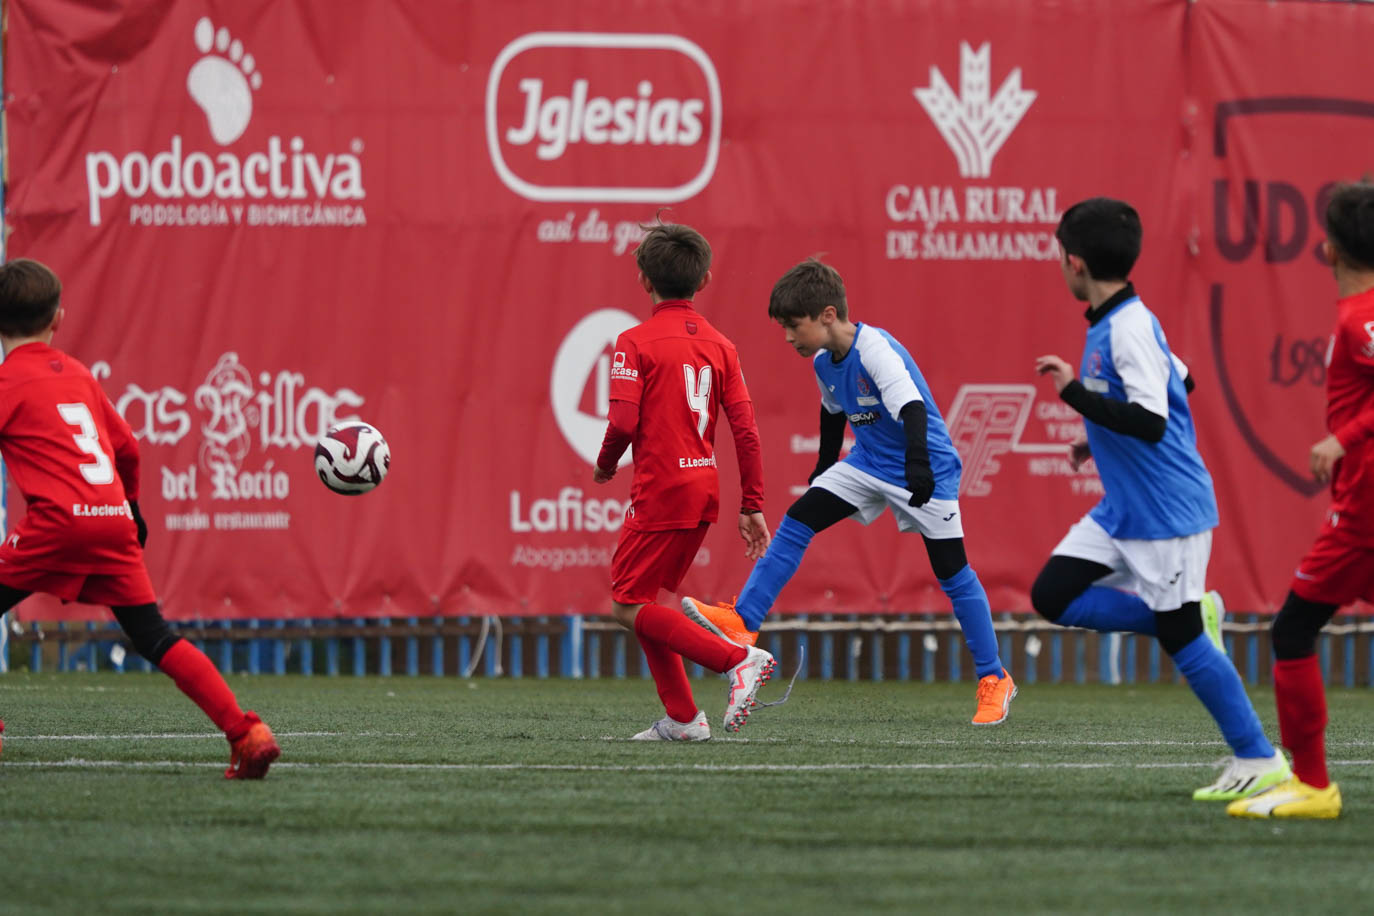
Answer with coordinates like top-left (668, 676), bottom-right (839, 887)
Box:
top-left (1031, 197), bottom-right (1288, 803)
top-left (684, 258), bottom-right (1016, 726)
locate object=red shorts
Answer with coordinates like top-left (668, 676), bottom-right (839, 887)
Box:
top-left (610, 523), bottom-right (709, 605)
top-left (1290, 521), bottom-right (1374, 606)
top-left (0, 564), bottom-right (156, 606)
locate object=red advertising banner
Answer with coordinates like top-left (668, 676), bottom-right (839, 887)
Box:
top-left (1, 0), bottom-right (1369, 622)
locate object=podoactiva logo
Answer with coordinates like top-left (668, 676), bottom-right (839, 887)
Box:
top-left (1206, 97), bottom-right (1374, 496)
top-left (486, 32), bottom-right (721, 203)
top-left (83, 16), bottom-right (367, 228)
top-left (551, 309), bottom-right (639, 466)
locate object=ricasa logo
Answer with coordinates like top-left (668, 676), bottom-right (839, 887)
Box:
top-left (83, 17), bottom-right (367, 228)
top-left (550, 309), bottom-right (639, 466)
top-left (486, 32), bottom-right (722, 202)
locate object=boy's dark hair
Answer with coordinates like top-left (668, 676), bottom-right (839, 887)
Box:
top-left (0, 258), bottom-right (62, 337)
top-left (1055, 197), bottom-right (1142, 282)
top-left (634, 220), bottom-right (712, 300)
top-left (768, 257), bottom-right (849, 322)
top-left (1324, 181), bottom-right (1374, 271)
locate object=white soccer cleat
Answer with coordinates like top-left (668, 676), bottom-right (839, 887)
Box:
top-left (1193, 751), bottom-right (1291, 801)
top-left (630, 710), bottom-right (711, 741)
top-left (723, 646), bottom-right (776, 733)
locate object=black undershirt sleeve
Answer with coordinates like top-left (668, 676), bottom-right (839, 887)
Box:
top-left (1059, 380), bottom-right (1167, 443)
top-left (809, 407), bottom-right (848, 483)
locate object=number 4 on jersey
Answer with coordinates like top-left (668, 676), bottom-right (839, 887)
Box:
top-left (57, 402), bottom-right (115, 485)
top-left (683, 364), bottom-right (712, 437)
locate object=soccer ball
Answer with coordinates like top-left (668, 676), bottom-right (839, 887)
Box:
top-left (314, 421), bottom-right (391, 495)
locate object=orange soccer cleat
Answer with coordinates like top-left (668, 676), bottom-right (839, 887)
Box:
top-left (972, 669), bottom-right (1017, 726)
top-left (680, 596), bottom-right (758, 647)
top-left (224, 711), bottom-right (280, 780)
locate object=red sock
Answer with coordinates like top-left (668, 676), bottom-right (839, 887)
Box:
top-left (634, 603), bottom-right (747, 673)
top-left (1274, 655), bottom-right (1329, 788)
top-left (158, 640), bottom-right (249, 736)
top-left (636, 634), bottom-right (698, 723)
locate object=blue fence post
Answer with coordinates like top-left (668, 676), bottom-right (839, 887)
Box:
top-left (485, 619), bottom-right (499, 677)
top-left (897, 615), bottom-right (910, 681)
top-left (84, 621), bottom-right (98, 671)
top-left (795, 615), bottom-right (809, 681)
top-left (947, 627), bottom-right (961, 683)
top-left (459, 616), bottom-right (472, 676)
top-left (299, 618), bottom-right (313, 676)
top-left (1075, 632), bottom-right (1086, 684)
top-left (404, 616), bottom-right (419, 676)
top-left (432, 616), bottom-right (445, 676)
top-left (508, 619), bottom-right (523, 679)
top-left (326, 619), bottom-right (340, 676)
top-left (1050, 632), bottom-right (1062, 683)
top-left (922, 615), bottom-right (935, 683)
top-left (998, 612), bottom-right (1013, 680)
top-left (536, 616), bottom-right (549, 679)
top-left (272, 619), bottom-right (287, 675)
top-left (31, 622), bottom-right (42, 672)
top-left (353, 617), bottom-right (367, 677)
top-left (246, 619), bottom-right (261, 675)
top-left (821, 614), bottom-right (835, 681)
top-left (57, 622), bottom-right (68, 671)
top-left (378, 617), bottom-right (392, 677)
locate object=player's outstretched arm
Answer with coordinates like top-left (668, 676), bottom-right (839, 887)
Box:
top-left (1035, 354), bottom-right (1166, 443)
top-left (898, 400), bottom-right (935, 507)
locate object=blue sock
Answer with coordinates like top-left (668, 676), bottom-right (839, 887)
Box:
top-left (1058, 586), bottom-right (1157, 635)
top-left (736, 515), bottom-right (815, 630)
top-left (1172, 634), bottom-right (1275, 758)
top-left (938, 565), bottom-right (1003, 679)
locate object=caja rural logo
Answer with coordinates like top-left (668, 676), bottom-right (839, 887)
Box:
top-left (885, 41), bottom-right (1061, 263)
top-left (84, 16), bottom-right (366, 228)
top-left (1207, 96), bottom-right (1374, 496)
top-left (486, 32), bottom-right (721, 202)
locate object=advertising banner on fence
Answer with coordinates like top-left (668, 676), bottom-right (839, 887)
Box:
top-left (2, 0), bottom-right (1369, 621)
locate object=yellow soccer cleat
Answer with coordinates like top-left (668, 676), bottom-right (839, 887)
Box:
top-left (681, 596), bottom-right (758, 648)
top-left (1227, 777), bottom-right (1342, 819)
top-left (972, 669), bottom-right (1017, 725)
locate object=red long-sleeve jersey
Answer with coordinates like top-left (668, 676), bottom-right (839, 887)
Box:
top-left (0, 342), bottom-right (144, 572)
top-left (1325, 286), bottom-right (1374, 542)
top-left (596, 300), bottom-right (763, 531)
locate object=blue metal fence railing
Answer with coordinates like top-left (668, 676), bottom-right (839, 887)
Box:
top-left (3, 613), bottom-right (1374, 686)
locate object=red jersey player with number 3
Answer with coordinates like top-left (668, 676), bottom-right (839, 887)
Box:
top-left (0, 259), bottom-right (279, 778)
top-left (1230, 182), bottom-right (1374, 819)
top-left (593, 220), bottom-right (776, 739)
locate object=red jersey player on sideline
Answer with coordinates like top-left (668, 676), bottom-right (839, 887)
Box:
top-left (1230, 181), bottom-right (1374, 819)
top-left (593, 220), bottom-right (777, 738)
top-left (0, 259), bottom-right (279, 778)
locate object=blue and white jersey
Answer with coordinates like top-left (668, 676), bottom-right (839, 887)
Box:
top-left (1080, 291), bottom-right (1218, 539)
top-left (813, 323), bottom-right (962, 498)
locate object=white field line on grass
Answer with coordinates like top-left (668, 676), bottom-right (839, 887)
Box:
top-left (1, 731), bottom-right (428, 741)
top-left (4, 758), bottom-right (1374, 773)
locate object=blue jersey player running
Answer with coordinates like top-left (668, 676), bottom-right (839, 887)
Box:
top-left (684, 258), bottom-right (1016, 726)
top-left (1030, 197), bottom-right (1288, 803)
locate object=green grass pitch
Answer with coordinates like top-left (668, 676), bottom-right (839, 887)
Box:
top-left (1, 673), bottom-right (1371, 914)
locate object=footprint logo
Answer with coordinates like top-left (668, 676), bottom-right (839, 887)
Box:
top-left (186, 17), bottom-right (262, 145)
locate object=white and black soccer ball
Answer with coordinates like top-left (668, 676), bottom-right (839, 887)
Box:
top-left (314, 421), bottom-right (391, 495)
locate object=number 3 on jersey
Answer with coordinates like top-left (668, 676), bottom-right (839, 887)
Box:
top-left (683, 364), bottom-right (712, 437)
top-left (57, 402), bottom-right (115, 485)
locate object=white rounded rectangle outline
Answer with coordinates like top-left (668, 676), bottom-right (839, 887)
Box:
top-left (486, 32), bottom-right (722, 203)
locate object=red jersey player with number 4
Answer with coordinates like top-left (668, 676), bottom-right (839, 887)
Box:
top-left (593, 220), bottom-right (776, 739)
top-left (0, 259), bottom-right (279, 778)
top-left (1230, 181), bottom-right (1374, 819)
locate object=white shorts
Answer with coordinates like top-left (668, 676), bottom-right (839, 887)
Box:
top-left (812, 461), bottom-right (965, 539)
top-left (1052, 514), bottom-right (1212, 611)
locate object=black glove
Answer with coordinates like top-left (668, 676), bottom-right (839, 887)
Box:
top-left (905, 460), bottom-right (935, 507)
top-left (899, 400), bottom-right (935, 507)
top-left (129, 499), bottom-right (148, 548)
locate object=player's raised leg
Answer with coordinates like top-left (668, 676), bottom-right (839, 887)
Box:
top-left (683, 487), bottom-right (855, 645)
top-left (111, 603), bottom-right (280, 779)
